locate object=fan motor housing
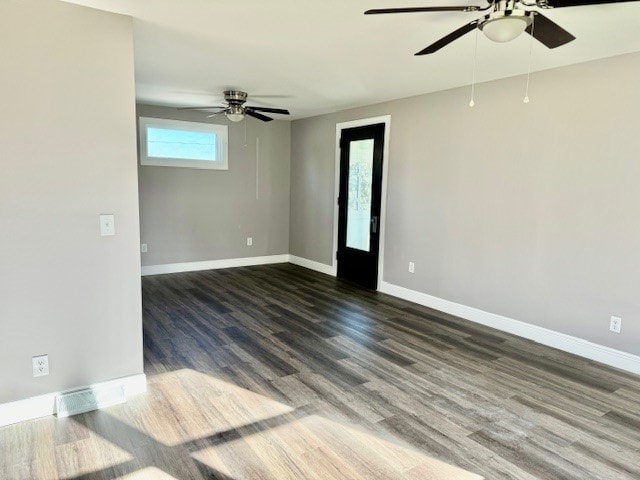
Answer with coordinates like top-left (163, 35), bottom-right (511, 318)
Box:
top-left (480, 8), bottom-right (533, 28)
top-left (224, 90), bottom-right (248, 105)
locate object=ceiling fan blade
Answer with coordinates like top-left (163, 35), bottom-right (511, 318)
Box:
top-left (246, 106), bottom-right (290, 115)
top-left (207, 109), bottom-right (228, 118)
top-left (246, 110), bottom-right (274, 122)
top-left (541, 0), bottom-right (639, 8)
top-left (415, 20), bottom-right (479, 55)
top-left (526, 12), bottom-right (576, 49)
top-left (178, 105), bottom-right (225, 110)
top-left (365, 6), bottom-right (485, 14)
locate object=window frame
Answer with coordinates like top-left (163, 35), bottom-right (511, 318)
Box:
top-left (138, 117), bottom-right (229, 170)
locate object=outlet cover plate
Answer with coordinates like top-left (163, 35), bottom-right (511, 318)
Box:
top-left (610, 316), bottom-right (622, 334)
top-left (33, 355), bottom-right (49, 377)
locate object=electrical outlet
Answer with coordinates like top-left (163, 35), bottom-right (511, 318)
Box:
top-left (32, 355), bottom-right (49, 377)
top-left (610, 316), bottom-right (622, 334)
top-left (247, 237), bottom-right (253, 246)
top-left (408, 262), bottom-right (415, 273)
top-left (141, 243), bottom-right (148, 253)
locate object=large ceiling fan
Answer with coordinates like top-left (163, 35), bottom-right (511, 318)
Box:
top-left (365, 0), bottom-right (637, 55)
top-left (179, 90), bottom-right (290, 122)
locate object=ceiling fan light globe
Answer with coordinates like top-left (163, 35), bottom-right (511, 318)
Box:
top-left (226, 112), bottom-right (245, 122)
top-left (226, 105), bottom-right (245, 122)
top-left (481, 15), bottom-right (530, 43)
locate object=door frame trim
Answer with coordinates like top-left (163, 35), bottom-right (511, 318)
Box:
top-left (333, 115), bottom-right (391, 290)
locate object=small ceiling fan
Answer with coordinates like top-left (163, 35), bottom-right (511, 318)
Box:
top-left (179, 90), bottom-right (290, 122)
top-left (365, 0), bottom-right (637, 55)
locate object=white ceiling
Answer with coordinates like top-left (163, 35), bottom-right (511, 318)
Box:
top-left (63, 0), bottom-right (640, 119)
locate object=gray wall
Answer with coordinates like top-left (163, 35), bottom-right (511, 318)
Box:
top-left (137, 105), bottom-right (291, 266)
top-left (0, 0), bottom-right (142, 403)
top-left (290, 52), bottom-right (640, 356)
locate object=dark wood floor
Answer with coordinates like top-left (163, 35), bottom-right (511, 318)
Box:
top-left (2, 263), bottom-right (640, 479)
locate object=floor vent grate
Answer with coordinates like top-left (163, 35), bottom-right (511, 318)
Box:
top-left (55, 384), bottom-right (126, 417)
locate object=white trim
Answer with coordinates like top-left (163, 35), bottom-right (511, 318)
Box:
top-left (380, 281), bottom-right (640, 376)
top-left (289, 255), bottom-right (336, 276)
top-left (0, 373), bottom-right (147, 427)
top-left (141, 254), bottom-right (290, 276)
top-left (333, 115), bottom-right (391, 291)
top-left (377, 119), bottom-right (391, 291)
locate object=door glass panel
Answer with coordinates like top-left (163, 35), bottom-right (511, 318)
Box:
top-left (346, 139), bottom-right (374, 251)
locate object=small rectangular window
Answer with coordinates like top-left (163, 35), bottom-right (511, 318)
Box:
top-left (139, 117), bottom-right (228, 170)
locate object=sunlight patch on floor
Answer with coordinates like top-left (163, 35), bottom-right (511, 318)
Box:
top-left (55, 368), bottom-right (484, 479)
top-left (191, 413), bottom-right (484, 479)
top-left (112, 369), bottom-right (294, 447)
top-left (117, 466), bottom-right (179, 479)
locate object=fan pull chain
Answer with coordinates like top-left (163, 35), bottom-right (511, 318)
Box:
top-left (255, 137), bottom-right (260, 200)
top-left (243, 115), bottom-right (248, 147)
top-left (524, 14), bottom-right (535, 104)
top-left (469, 25), bottom-right (479, 107)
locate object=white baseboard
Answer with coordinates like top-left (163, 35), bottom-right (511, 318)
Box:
top-left (141, 254), bottom-right (290, 276)
top-left (0, 373), bottom-right (147, 427)
top-left (288, 255), bottom-right (337, 276)
top-left (380, 281), bottom-right (640, 376)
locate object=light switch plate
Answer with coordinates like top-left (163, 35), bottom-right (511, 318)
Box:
top-left (99, 214), bottom-right (115, 236)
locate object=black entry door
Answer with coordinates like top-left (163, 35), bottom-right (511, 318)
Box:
top-left (337, 123), bottom-right (385, 289)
